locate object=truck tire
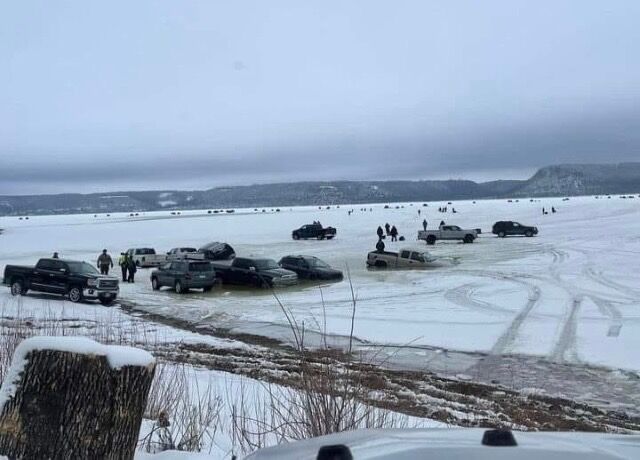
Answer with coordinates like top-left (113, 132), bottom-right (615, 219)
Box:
top-left (151, 277), bottom-right (160, 290)
top-left (293, 233), bottom-right (300, 240)
top-left (317, 234), bottom-right (325, 240)
top-left (175, 280), bottom-right (186, 294)
top-left (10, 279), bottom-right (27, 296)
top-left (374, 260), bottom-right (387, 268)
top-left (525, 230), bottom-right (533, 237)
top-left (498, 231), bottom-right (506, 238)
top-left (464, 234), bottom-right (474, 244)
top-left (426, 235), bottom-right (436, 245)
top-left (68, 286), bottom-right (83, 303)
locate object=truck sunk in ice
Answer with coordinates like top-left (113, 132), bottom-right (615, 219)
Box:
top-left (367, 248), bottom-right (455, 269)
top-left (211, 257), bottom-right (298, 288)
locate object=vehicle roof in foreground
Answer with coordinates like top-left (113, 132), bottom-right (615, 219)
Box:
top-left (245, 428), bottom-right (640, 460)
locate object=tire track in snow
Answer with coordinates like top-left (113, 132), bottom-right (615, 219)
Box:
top-left (550, 296), bottom-right (583, 363)
top-left (444, 283), bottom-right (511, 315)
top-left (490, 286), bottom-right (541, 355)
top-left (584, 266), bottom-right (640, 299)
top-left (590, 296), bottom-right (623, 337)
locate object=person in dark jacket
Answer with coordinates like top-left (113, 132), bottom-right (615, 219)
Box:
top-left (377, 226), bottom-right (384, 239)
top-left (52, 252), bottom-right (59, 259)
top-left (384, 223), bottom-right (391, 235)
top-left (390, 225), bottom-right (398, 242)
top-left (127, 257), bottom-right (137, 283)
top-left (422, 219), bottom-right (427, 231)
top-left (376, 239), bottom-right (385, 253)
top-left (439, 220), bottom-right (445, 227)
top-left (97, 249), bottom-right (113, 275)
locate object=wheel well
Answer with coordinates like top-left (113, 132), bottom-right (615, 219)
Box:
top-left (10, 276), bottom-right (24, 285)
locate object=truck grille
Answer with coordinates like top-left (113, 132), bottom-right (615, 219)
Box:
top-left (99, 279), bottom-right (119, 289)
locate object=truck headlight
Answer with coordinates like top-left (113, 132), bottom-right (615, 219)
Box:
top-left (87, 279), bottom-right (98, 287)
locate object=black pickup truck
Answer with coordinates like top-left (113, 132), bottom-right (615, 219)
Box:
top-left (3, 258), bottom-right (119, 305)
top-left (211, 257), bottom-right (298, 288)
top-left (291, 223), bottom-right (337, 240)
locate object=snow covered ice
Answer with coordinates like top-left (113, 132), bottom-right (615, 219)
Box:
top-left (1, 195), bottom-right (640, 373)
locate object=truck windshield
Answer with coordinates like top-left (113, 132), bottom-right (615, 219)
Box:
top-left (254, 259), bottom-right (279, 270)
top-left (66, 262), bottom-right (99, 275)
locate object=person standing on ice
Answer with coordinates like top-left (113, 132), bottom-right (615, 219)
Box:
top-left (376, 238), bottom-right (385, 253)
top-left (542, 207), bottom-right (545, 215)
top-left (377, 226), bottom-right (384, 239)
top-left (439, 220), bottom-right (445, 227)
top-left (422, 219), bottom-right (428, 231)
top-left (384, 223), bottom-right (391, 235)
top-left (97, 249), bottom-right (113, 275)
top-left (390, 225), bottom-right (398, 242)
top-left (127, 256), bottom-right (137, 283)
top-left (118, 252), bottom-right (128, 282)
top-left (552, 206), bottom-right (556, 213)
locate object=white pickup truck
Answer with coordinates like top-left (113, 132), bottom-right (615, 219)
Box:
top-left (126, 248), bottom-right (167, 268)
top-left (418, 225), bottom-right (478, 245)
top-left (367, 248), bottom-right (442, 268)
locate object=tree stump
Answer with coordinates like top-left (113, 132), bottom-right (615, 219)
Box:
top-left (0, 337), bottom-right (155, 460)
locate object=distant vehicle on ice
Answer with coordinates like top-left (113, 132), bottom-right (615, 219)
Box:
top-left (126, 248), bottom-right (167, 268)
top-left (151, 260), bottom-right (217, 293)
top-left (291, 223), bottom-right (337, 240)
top-left (418, 225), bottom-right (478, 245)
top-left (492, 221), bottom-right (538, 238)
top-left (3, 258), bottom-right (119, 305)
top-left (278, 255), bottom-right (343, 280)
top-left (366, 248), bottom-right (453, 268)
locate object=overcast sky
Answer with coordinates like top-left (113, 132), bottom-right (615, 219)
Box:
top-left (2, 1), bottom-right (640, 195)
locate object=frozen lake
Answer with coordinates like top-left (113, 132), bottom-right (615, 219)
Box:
top-left (2, 195), bottom-right (640, 372)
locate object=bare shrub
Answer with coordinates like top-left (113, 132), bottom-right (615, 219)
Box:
top-left (230, 268), bottom-right (410, 455)
top-left (140, 362), bottom-right (222, 453)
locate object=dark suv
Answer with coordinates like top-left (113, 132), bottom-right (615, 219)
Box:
top-left (151, 260), bottom-right (217, 293)
top-left (278, 255), bottom-right (343, 281)
top-left (492, 221), bottom-right (538, 237)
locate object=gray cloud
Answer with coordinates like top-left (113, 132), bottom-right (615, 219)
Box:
top-left (2, 1), bottom-right (640, 194)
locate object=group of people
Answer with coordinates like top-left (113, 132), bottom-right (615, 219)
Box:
top-left (376, 222), bottom-right (400, 243)
top-left (438, 206), bottom-right (456, 213)
top-left (542, 207), bottom-right (557, 215)
top-left (94, 249), bottom-right (137, 282)
top-left (117, 252), bottom-right (137, 283)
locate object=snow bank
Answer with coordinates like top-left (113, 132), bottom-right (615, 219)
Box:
top-left (0, 336), bottom-right (154, 411)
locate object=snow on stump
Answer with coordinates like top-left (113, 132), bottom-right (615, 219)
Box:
top-left (0, 337), bottom-right (155, 460)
